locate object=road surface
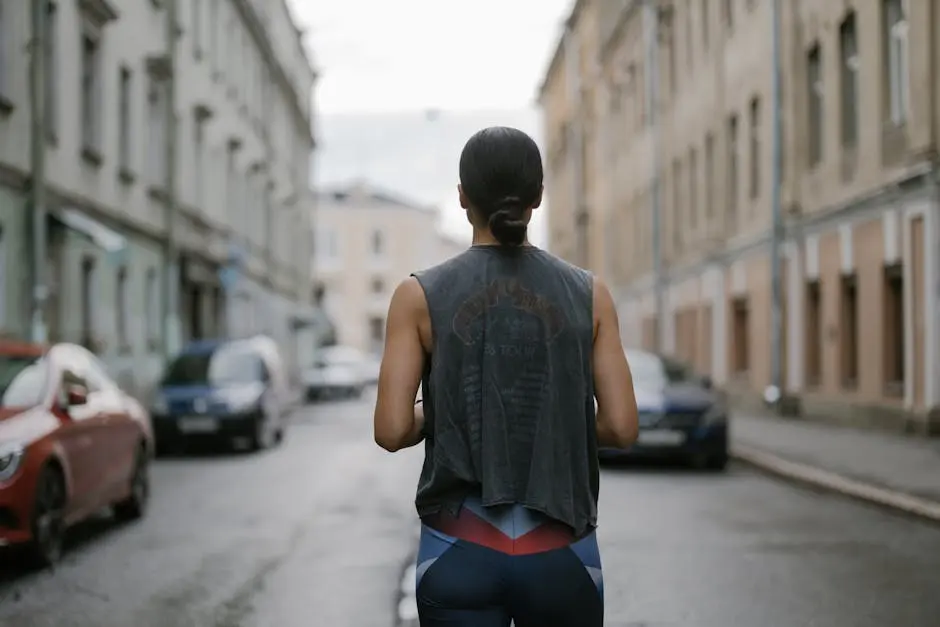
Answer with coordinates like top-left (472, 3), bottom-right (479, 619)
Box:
top-left (2, 394), bottom-right (940, 627)
top-left (0, 393), bottom-right (422, 627)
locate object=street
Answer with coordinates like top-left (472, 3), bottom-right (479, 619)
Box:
top-left (2, 393), bottom-right (940, 627)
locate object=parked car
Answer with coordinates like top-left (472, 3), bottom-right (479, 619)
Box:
top-left (302, 346), bottom-right (369, 401)
top-left (0, 341), bottom-right (153, 567)
top-left (150, 336), bottom-right (290, 453)
top-left (598, 349), bottom-right (729, 470)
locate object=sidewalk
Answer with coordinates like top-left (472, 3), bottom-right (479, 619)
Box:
top-left (731, 413), bottom-right (940, 521)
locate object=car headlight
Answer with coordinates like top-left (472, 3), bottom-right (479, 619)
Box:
top-left (223, 388), bottom-right (263, 413)
top-left (151, 395), bottom-right (168, 415)
top-left (702, 403), bottom-right (728, 426)
top-left (0, 443), bottom-right (26, 482)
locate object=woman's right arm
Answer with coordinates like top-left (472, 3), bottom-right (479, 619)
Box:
top-left (592, 277), bottom-right (639, 449)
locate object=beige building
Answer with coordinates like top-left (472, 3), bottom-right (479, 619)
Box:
top-left (313, 182), bottom-right (463, 354)
top-left (541, 0), bottom-right (939, 432)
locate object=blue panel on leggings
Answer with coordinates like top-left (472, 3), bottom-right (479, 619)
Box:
top-left (568, 531), bottom-right (602, 569)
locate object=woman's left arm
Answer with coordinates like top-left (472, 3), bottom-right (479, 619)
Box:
top-left (373, 277), bottom-right (428, 452)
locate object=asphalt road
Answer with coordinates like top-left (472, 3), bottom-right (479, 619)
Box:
top-left (2, 394), bottom-right (940, 627)
top-left (0, 392), bottom-right (423, 627)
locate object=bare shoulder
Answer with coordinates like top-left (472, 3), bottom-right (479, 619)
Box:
top-left (389, 277), bottom-right (429, 318)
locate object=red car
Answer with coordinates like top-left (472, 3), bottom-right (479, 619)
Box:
top-left (0, 341), bottom-right (153, 567)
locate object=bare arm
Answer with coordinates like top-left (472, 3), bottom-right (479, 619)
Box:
top-left (592, 277), bottom-right (639, 449)
top-left (373, 277), bottom-right (428, 452)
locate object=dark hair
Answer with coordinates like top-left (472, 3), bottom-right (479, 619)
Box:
top-left (458, 126), bottom-right (544, 247)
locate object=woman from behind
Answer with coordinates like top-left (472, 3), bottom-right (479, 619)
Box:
top-left (374, 126), bottom-right (639, 626)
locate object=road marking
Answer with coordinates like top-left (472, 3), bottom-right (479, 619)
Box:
top-left (733, 444), bottom-right (940, 523)
top-left (397, 562), bottom-right (418, 624)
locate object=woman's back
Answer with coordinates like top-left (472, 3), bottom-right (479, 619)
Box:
top-left (373, 126), bottom-right (638, 626)
top-left (414, 244), bottom-right (598, 535)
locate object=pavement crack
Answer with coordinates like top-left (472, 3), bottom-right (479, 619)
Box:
top-left (210, 520), bottom-right (309, 627)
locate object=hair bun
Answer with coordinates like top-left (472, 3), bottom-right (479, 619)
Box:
top-left (488, 197), bottom-right (528, 247)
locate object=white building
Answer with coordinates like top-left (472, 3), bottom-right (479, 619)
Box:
top-left (0, 0), bottom-right (317, 394)
top-left (313, 182), bottom-right (460, 354)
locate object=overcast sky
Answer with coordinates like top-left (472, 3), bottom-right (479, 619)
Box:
top-left (287, 0), bottom-right (572, 114)
top-left (285, 0), bottom-right (572, 246)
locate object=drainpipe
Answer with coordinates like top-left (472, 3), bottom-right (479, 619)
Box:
top-left (161, 0), bottom-right (180, 358)
top-left (28, 0), bottom-right (48, 343)
top-left (643, 0), bottom-right (664, 351)
top-left (769, 0), bottom-right (786, 408)
top-left (564, 24), bottom-right (587, 268)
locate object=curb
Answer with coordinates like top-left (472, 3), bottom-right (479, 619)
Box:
top-left (396, 563), bottom-right (418, 626)
top-left (732, 444), bottom-right (940, 523)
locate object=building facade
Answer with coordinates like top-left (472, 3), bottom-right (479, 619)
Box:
top-left (541, 0), bottom-right (940, 432)
top-left (0, 0), bottom-right (316, 394)
top-left (313, 182), bottom-right (459, 355)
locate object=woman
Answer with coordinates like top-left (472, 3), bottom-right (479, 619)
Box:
top-left (374, 126), bottom-right (639, 626)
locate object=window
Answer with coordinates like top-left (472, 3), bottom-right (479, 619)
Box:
top-left (671, 159), bottom-right (681, 247)
top-left (840, 274), bottom-right (859, 388)
top-left (193, 114), bottom-right (206, 211)
top-left (0, 227), bottom-right (5, 329)
top-left (371, 229), bottom-right (384, 256)
top-left (371, 278), bottom-right (384, 294)
top-left (883, 264), bottom-right (904, 395)
top-left (225, 142), bottom-right (239, 232)
top-left (209, 0), bottom-right (219, 69)
top-left (327, 231), bottom-right (338, 259)
top-left (748, 96), bottom-right (761, 199)
top-left (701, 0), bottom-right (709, 49)
top-left (80, 258), bottom-right (96, 350)
top-left (805, 280), bottom-right (821, 387)
top-left (884, 0), bottom-right (909, 126)
top-left (731, 297), bottom-right (749, 374)
top-left (704, 133), bottom-right (715, 220)
top-left (839, 12), bottom-right (859, 147)
top-left (368, 317), bottom-right (385, 353)
top-left (116, 267), bottom-right (128, 349)
top-left (145, 268), bottom-right (158, 349)
top-left (44, 2), bottom-right (58, 140)
top-left (688, 147), bottom-right (698, 233)
top-left (80, 33), bottom-right (102, 155)
top-left (146, 75), bottom-right (167, 184)
top-left (685, 3), bottom-right (693, 68)
top-left (723, 0), bottom-right (733, 29)
top-left (118, 67), bottom-right (132, 172)
top-left (727, 113), bottom-right (738, 219)
top-left (807, 44), bottom-right (823, 167)
top-left (0, 0), bottom-right (8, 103)
top-left (191, 0), bottom-right (202, 58)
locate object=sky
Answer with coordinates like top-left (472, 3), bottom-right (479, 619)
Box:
top-left (287, 0), bottom-right (572, 114)
top-left (286, 0), bottom-right (574, 246)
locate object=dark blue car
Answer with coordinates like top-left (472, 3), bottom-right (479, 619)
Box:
top-left (150, 338), bottom-right (289, 453)
top-left (598, 349), bottom-right (729, 470)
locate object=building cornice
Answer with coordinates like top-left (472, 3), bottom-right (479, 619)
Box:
top-left (232, 0), bottom-right (315, 149)
top-left (536, 0), bottom-right (587, 104)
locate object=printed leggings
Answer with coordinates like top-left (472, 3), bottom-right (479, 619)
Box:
top-left (414, 497), bottom-right (604, 626)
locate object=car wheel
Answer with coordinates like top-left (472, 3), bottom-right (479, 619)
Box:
top-left (248, 413), bottom-right (272, 452)
top-left (114, 445), bottom-right (150, 521)
top-left (26, 464), bottom-right (67, 569)
top-left (705, 452), bottom-right (728, 471)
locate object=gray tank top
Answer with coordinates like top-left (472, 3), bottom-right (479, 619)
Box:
top-left (412, 245), bottom-right (598, 535)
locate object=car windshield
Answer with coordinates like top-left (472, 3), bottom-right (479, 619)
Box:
top-left (162, 345), bottom-right (262, 386)
top-left (0, 355), bottom-right (46, 407)
top-left (626, 351), bottom-right (699, 387)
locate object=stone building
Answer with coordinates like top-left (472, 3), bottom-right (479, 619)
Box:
top-left (0, 0), bottom-right (317, 393)
top-left (313, 182), bottom-right (447, 355)
top-left (540, 0), bottom-right (939, 432)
